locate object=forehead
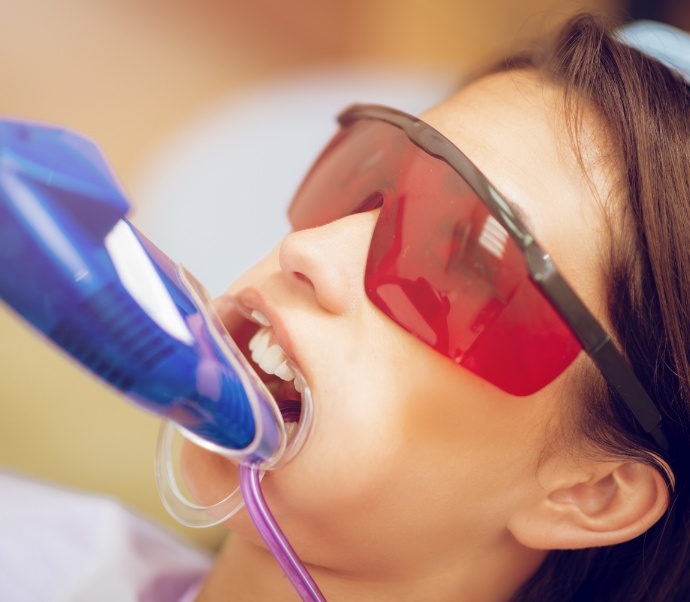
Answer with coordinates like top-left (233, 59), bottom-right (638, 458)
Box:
top-left (420, 70), bottom-right (611, 318)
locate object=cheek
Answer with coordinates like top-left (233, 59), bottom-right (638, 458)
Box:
top-left (262, 331), bottom-right (483, 516)
top-left (393, 336), bottom-right (564, 508)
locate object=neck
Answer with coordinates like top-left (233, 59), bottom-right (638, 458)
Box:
top-left (196, 531), bottom-right (546, 602)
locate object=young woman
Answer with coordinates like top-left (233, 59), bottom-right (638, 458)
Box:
top-left (180, 13), bottom-right (690, 601)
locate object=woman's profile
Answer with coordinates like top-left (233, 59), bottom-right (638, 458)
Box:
top-left (2, 9), bottom-right (689, 602)
top-left (176, 12), bottom-right (690, 602)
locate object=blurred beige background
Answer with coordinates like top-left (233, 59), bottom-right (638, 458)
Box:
top-left (0, 0), bottom-right (621, 550)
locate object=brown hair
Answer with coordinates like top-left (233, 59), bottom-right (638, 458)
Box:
top-left (494, 13), bottom-right (690, 602)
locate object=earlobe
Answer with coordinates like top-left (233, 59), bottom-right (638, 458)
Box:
top-left (508, 460), bottom-right (670, 550)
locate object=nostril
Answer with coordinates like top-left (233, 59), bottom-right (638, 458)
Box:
top-left (285, 269), bottom-right (315, 294)
top-left (293, 271), bottom-right (311, 285)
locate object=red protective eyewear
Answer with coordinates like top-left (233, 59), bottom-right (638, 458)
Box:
top-left (288, 104), bottom-right (668, 452)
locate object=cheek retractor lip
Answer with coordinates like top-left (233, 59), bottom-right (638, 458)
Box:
top-left (232, 298), bottom-right (314, 469)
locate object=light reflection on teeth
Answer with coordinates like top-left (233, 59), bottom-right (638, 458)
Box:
top-left (250, 309), bottom-right (271, 326)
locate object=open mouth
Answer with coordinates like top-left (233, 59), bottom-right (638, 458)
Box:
top-left (213, 294), bottom-right (314, 468)
top-left (227, 305), bottom-right (304, 428)
top-left (249, 321), bottom-right (303, 407)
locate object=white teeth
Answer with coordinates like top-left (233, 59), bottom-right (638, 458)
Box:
top-left (250, 310), bottom-right (271, 327)
top-left (248, 327), bottom-right (270, 354)
top-left (248, 326), bottom-right (300, 387)
top-left (258, 344), bottom-right (287, 375)
top-left (274, 360), bottom-right (295, 381)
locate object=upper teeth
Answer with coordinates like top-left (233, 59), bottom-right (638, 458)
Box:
top-left (248, 325), bottom-right (297, 385)
top-left (250, 310), bottom-right (271, 327)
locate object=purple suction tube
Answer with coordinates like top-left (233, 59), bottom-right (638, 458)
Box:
top-left (238, 402), bottom-right (326, 601)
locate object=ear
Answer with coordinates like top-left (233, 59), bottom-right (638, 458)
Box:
top-left (507, 459), bottom-right (670, 550)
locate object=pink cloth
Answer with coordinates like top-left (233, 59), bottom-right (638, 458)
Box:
top-left (0, 470), bottom-right (211, 602)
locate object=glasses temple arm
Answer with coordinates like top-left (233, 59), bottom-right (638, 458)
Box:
top-left (525, 245), bottom-right (670, 453)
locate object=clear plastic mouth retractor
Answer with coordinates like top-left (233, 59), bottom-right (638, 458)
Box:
top-left (155, 363), bottom-right (314, 528)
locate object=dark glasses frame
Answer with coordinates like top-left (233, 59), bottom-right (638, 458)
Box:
top-left (340, 104), bottom-right (669, 455)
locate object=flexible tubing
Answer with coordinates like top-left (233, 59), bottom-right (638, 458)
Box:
top-left (238, 402), bottom-right (326, 601)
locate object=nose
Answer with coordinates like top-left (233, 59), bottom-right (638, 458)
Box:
top-left (279, 210), bottom-right (379, 314)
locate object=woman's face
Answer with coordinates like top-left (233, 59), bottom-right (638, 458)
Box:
top-left (182, 70), bottom-right (611, 578)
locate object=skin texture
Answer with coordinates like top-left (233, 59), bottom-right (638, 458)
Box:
top-left (184, 70), bottom-right (669, 601)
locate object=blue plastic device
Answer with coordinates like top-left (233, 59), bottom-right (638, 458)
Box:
top-left (0, 118), bottom-right (285, 464)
